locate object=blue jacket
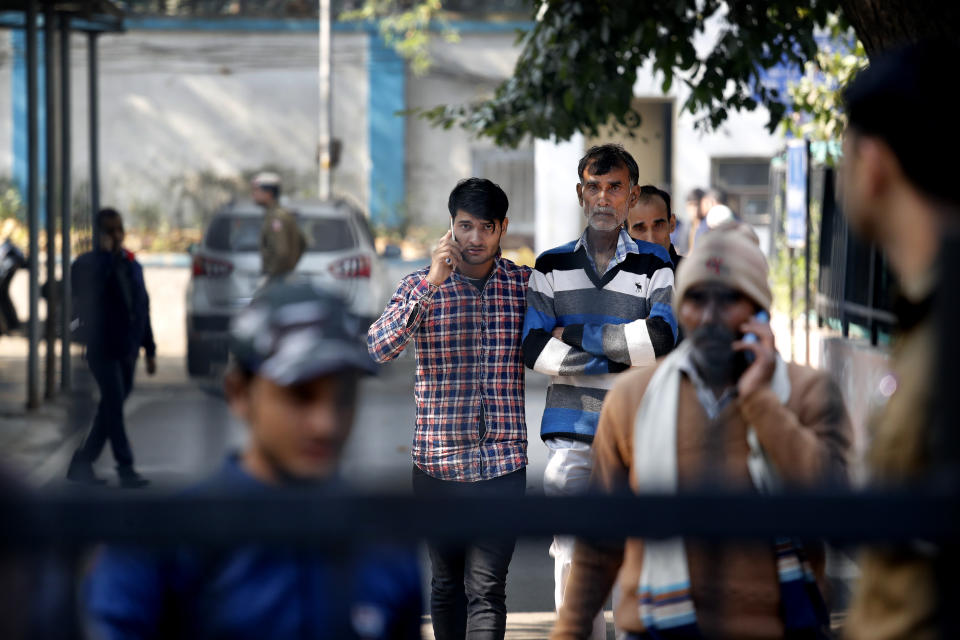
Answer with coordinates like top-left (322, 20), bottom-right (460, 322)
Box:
top-left (85, 458), bottom-right (423, 640)
top-left (72, 249), bottom-right (155, 361)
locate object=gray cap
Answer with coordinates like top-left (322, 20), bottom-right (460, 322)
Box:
top-left (229, 281), bottom-right (376, 385)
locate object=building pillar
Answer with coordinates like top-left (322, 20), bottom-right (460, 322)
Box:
top-left (367, 33), bottom-right (405, 229)
top-left (534, 134), bottom-right (584, 256)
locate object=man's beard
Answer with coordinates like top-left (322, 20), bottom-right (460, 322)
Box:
top-left (688, 323), bottom-right (737, 387)
top-left (587, 205), bottom-right (622, 232)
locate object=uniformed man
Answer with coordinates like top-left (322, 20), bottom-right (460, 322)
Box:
top-left (253, 171), bottom-right (307, 278)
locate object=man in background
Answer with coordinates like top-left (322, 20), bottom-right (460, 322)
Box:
top-left (254, 171), bottom-right (307, 278)
top-left (627, 185), bottom-right (683, 269)
top-left (67, 208), bottom-right (156, 488)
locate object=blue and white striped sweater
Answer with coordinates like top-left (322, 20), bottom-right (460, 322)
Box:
top-left (522, 231), bottom-right (677, 442)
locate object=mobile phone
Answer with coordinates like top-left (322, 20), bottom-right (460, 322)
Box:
top-left (741, 310), bottom-right (770, 365)
top-left (445, 219), bottom-right (456, 265)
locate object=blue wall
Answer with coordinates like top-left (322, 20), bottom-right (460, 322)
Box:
top-left (367, 34), bottom-right (405, 229)
top-left (11, 29), bottom-right (47, 224)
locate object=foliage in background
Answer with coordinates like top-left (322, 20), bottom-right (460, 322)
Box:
top-left (0, 177), bottom-right (23, 222)
top-left (340, 0), bottom-right (459, 75)
top-left (418, 0), bottom-right (835, 147)
top-left (783, 16), bottom-right (868, 159)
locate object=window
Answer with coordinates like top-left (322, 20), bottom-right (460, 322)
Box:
top-left (471, 148), bottom-right (535, 241)
top-left (205, 214), bottom-right (356, 253)
top-left (711, 157), bottom-right (772, 225)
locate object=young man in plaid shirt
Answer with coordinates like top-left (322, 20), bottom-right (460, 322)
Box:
top-left (368, 178), bottom-right (531, 640)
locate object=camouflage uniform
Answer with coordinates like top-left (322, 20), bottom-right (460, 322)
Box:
top-left (259, 205), bottom-right (307, 278)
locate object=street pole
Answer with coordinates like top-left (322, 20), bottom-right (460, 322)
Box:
top-left (60, 17), bottom-right (72, 392)
top-left (88, 32), bottom-right (100, 243)
top-left (803, 140), bottom-right (812, 366)
top-left (45, 5), bottom-right (58, 399)
top-left (317, 0), bottom-right (332, 201)
top-left (26, 0), bottom-right (40, 409)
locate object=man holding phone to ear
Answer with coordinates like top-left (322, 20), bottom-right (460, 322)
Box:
top-left (368, 178), bottom-right (531, 640)
top-left (552, 223), bottom-right (853, 640)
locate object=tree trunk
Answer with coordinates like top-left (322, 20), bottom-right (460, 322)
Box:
top-left (841, 0), bottom-right (960, 58)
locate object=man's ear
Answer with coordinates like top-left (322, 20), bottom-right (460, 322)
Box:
top-left (499, 217), bottom-right (509, 237)
top-left (224, 369), bottom-right (253, 423)
top-left (628, 184), bottom-right (641, 208)
top-left (669, 216), bottom-right (677, 234)
top-left (576, 182), bottom-right (584, 207)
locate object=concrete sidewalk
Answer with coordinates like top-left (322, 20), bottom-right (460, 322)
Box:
top-left (422, 611), bottom-right (615, 639)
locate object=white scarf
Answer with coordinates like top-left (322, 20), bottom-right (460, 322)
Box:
top-left (631, 339), bottom-right (791, 630)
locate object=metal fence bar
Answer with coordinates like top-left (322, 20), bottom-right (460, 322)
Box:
top-left (1, 491), bottom-right (957, 548)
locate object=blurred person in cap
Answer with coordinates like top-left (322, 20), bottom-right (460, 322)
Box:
top-left (254, 171), bottom-right (307, 279)
top-left (627, 185), bottom-right (683, 269)
top-left (66, 208), bottom-right (156, 488)
top-left (368, 177), bottom-right (530, 640)
top-left (842, 41), bottom-right (960, 640)
top-left (552, 223), bottom-right (852, 640)
top-left (85, 281), bottom-right (422, 640)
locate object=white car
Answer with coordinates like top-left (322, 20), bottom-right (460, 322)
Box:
top-left (185, 199), bottom-right (387, 377)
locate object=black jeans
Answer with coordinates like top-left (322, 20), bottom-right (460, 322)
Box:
top-left (412, 465), bottom-right (526, 640)
top-left (73, 355), bottom-right (136, 469)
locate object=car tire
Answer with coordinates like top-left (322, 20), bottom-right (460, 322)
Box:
top-left (186, 339), bottom-right (211, 377)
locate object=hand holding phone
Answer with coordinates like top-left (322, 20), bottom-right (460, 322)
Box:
top-left (445, 219), bottom-right (456, 265)
top-left (741, 310), bottom-right (770, 364)
top-left (735, 310), bottom-right (776, 397)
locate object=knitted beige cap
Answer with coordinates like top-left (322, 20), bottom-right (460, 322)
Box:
top-left (674, 222), bottom-right (773, 311)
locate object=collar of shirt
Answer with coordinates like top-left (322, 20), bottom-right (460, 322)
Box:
top-left (575, 228), bottom-right (639, 273)
top-left (676, 349), bottom-right (738, 421)
top-left (450, 251), bottom-right (503, 288)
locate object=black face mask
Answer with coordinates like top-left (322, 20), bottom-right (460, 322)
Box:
top-left (688, 323), bottom-right (738, 387)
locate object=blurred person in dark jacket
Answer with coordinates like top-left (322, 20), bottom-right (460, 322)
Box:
top-left (85, 281), bottom-right (421, 640)
top-left (66, 208), bottom-right (156, 488)
top-left (841, 41), bottom-right (960, 640)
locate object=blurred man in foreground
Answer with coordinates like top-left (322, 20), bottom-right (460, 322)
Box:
top-left (86, 282), bottom-right (422, 639)
top-left (67, 208), bottom-right (156, 488)
top-left (842, 41), bottom-right (960, 640)
top-left (552, 224), bottom-right (851, 640)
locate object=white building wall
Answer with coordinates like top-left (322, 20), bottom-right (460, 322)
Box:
top-left (0, 29), bottom-right (369, 226)
top-left (405, 32), bottom-right (525, 232)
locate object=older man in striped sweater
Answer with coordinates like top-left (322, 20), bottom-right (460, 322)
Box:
top-left (522, 144), bottom-right (677, 639)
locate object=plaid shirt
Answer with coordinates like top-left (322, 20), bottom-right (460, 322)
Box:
top-left (368, 256), bottom-right (532, 482)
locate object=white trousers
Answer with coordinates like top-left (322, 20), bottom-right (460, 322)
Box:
top-left (544, 438), bottom-right (609, 640)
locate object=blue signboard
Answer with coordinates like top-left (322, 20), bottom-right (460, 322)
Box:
top-left (786, 140), bottom-right (808, 249)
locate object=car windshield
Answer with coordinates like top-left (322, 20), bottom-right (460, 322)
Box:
top-left (205, 214), bottom-right (356, 252)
